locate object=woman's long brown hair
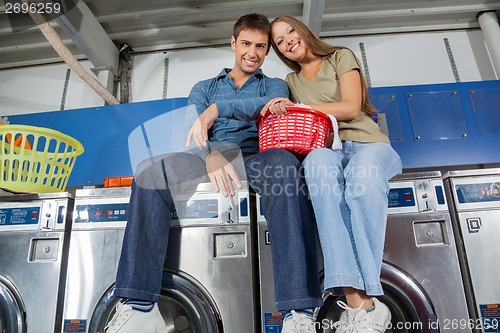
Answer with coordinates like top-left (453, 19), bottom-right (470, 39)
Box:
top-left (270, 16), bottom-right (376, 117)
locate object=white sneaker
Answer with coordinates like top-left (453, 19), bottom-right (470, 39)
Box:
top-left (105, 302), bottom-right (168, 333)
top-left (282, 310), bottom-right (316, 333)
top-left (334, 298), bottom-right (391, 333)
top-left (334, 304), bottom-right (349, 333)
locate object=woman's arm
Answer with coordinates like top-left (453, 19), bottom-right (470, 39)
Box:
top-left (310, 69), bottom-right (362, 121)
top-left (261, 69), bottom-right (363, 119)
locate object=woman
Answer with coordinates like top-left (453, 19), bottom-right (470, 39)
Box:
top-left (263, 16), bottom-right (402, 332)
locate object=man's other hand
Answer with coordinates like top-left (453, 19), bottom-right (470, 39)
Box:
top-left (186, 103), bottom-right (219, 149)
top-left (206, 151), bottom-right (242, 196)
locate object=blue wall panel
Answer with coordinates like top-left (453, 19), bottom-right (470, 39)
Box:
top-left (4, 80), bottom-right (500, 187)
top-left (370, 80), bottom-right (500, 169)
top-left (6, 98), bottom-right (188, 186)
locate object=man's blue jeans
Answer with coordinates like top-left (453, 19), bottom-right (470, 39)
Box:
top-left (114, 148), bottom-right (323, 311)
top-left (303, 142), bottom-right (402, 296)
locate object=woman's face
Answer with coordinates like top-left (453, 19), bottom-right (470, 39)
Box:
top-left (272, 20), bottom-right (308, 62)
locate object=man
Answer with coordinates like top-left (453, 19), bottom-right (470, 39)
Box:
top-left (106, 13), bottom-right (322, 333)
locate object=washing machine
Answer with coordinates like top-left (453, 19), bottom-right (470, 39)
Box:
top-left (61, 187), bottom-right (131, 333)
top-left (257, 171), bottom-right (471, 333)
top-left (0, 191), bottom-right (74, 333)
top-left (444, 168), bottom-right (500, 333)
top-left (255, 191), bottom-right (324, 333)
top-left (62, 183), bottom-right (258, 333)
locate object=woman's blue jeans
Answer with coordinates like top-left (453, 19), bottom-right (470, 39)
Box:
top-left (302, 142), bottom-right (402, 296)
top-left (114, 148), bottom-right (323, 311)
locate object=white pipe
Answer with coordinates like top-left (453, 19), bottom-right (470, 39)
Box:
top-left (24, 1), bottom-right (120, 105)
top-left (477, 11), bottom-right (500, 79)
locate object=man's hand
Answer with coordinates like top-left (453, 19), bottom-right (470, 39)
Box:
top-left (206, 151), bottom-right (242, 197)
top-left (186, 103), bottom-right (219, 149)
top-left (260, 97), bottom-right (293, 116)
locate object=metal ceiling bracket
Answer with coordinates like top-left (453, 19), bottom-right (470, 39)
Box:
top-left (60, 69), bottom-right (71, 110)
top-left (90, 66), bottom-right (114, 76)
top-left (119, 44), bottom-right (133, 104)
top-left (359, 42), bottom-right (372, 88)
top-left (163, 58), bottom-right (169, 99)
top-left (443, 38), bottom-right (461, 82)
top-left (302, 0), bottom-right (325, 35)
top-left (55, 0), bottom-right (119, 76)
top-left (22, 0), bottom-right (119, 105)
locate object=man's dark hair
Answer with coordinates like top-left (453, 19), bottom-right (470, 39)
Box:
top-left (233, 13), bottom-right (271, 50)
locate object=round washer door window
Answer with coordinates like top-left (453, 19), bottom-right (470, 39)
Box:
top-left (0, 276), bottom-right (26, 333)
top-left (90, 271), bottom-right (222, 333)
top-left (316, 263), bottom-right (437, 333)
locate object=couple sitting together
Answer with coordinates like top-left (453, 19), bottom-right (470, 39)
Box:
top-left (105, 13), bottom-right (402, 333)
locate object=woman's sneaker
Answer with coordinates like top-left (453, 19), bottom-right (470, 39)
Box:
top-left (334, 298), bottom-right (391, 333)
top-left (282, 310), bottom-right (316, 333)
top-left (105, 302), bottom-right (167, 333)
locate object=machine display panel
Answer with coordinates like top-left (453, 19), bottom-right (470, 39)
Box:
top-left (74, 203), bottom-right (129, 223)
top-left (455, 182), bottom-right (500, 203)
top-left (0, 207), bottom-right (40, 226)
top-left (388, 187), bottom-right (416, 208)
top-left (171, 199), bottom-right (218, 219)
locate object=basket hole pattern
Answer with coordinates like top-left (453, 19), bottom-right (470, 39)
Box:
top-left (1, 127), bottom-right (83, 193)
top-left (258, 110), bottom-right (333, 159)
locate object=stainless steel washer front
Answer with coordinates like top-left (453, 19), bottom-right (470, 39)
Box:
top-left (445, 168), bottom-right (500, 333)
top-left (381, 172), bottom-right (470, 332)
top-left (257, 172), bottom-right (471, 332)
top-left (63, 183), bottom-right (257, 333)
top-left (0, 192), bottom-right (74, 333)
top-left (162, 182), bottom-right (257, 333)
top-left (62, 187), bottom-right (130, 333)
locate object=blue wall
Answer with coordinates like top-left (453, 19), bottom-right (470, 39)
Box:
top-left (370, 80), bottom-right (500, 169)
top-left (5, 80), bottom-right (500, 187)
top-left (6, 98), bottom-right (189, 186)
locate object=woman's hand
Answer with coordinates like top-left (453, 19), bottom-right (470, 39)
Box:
top-left (260, 97), bottom-right (294, 116)
top-left (205, 151), bottom-right (241, 197)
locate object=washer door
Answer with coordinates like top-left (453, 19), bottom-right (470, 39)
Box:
top-left (0, 276), bottom-right (26, 333)
top-left (90, 270), bottom-right (223, 333)
top-left (316, 263), bottom-right (438, 333)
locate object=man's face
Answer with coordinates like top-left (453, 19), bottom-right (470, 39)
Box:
top-left (231, 29), bottom-right (268, 76)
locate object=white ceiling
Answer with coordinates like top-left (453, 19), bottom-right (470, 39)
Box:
top-left (0, 0), bottom-right (499, 71)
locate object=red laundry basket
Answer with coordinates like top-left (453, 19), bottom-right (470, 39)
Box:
top-left (257, 106), bottom-right (333, 159)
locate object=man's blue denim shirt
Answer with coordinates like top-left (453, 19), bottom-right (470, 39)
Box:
top-left (186, 68), bottom-right (289, 156)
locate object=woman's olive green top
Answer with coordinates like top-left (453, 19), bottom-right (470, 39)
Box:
top-left (286, 49), bottom-right (390, 144)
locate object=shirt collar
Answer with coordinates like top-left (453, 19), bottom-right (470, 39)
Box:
top-left (216, 68), bottom-right (265, 80)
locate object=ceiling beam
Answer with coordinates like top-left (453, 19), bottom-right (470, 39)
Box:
top-left (302, 0), bottom-right (325, 35)
top-left (322, 4), bottom-right (500, 20)
top-left (55, 0), bottom-right (119, 76)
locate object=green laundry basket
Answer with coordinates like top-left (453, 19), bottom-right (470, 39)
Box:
top-left (0, 124), bottom-right (84, 193)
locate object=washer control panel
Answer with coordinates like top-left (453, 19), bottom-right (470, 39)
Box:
top-left (171, 189), bottom-right (250, 226)
top-left (0, 206), bottom-right (40, 226)
top-left (72, 185), bottom-right (250, 228)
top-left (0, 199), bottom-right (69, 230)
top-left (451, 175), bottom-right (500, 211)
top-left (388, 179), bottom-right (447, 214)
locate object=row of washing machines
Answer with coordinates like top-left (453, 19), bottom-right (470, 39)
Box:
top-left (0, 169), bottom-right (499, 333)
